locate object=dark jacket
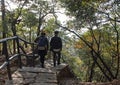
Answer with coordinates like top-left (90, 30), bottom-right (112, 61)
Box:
top-left (50, 36), bottom-right (62, 51)
top-left (34, 36), bottom-right (49, 55)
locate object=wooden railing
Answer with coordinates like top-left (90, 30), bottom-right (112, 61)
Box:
top-left (0, 36), bottom-right (37, 80)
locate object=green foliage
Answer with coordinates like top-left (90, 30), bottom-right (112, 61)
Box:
top-left (22, 10), bottom-right (38, 27)
top-left (44, 18), bottom-right (58, 35)
top-left (57, 0), bottom-right (120, 82)
top-left (59, 0), bottom-right (104, 23)
top-left (1, 0), bottom-right (120, 82)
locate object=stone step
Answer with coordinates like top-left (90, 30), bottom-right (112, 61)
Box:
top-left (18, 67), bottom-right (55, 74)
top-left (5, 63), bottom-right (71, 85)
top-left (5, 81), bottom-right (58, 85)
top-left (5, 66), bottom-right (58, 85)
top-left (29, 83), bottom-right (58, 85)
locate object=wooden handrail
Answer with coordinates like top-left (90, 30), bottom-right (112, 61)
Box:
top-left (0, 54), bottom-right (20, 69)
top-left (18, 36), bottom-right (37, 45)
top-left (9, 54), bottom-right (20, 61)
top-left (0, 36), bottom-right (17, 43)
top-left (0, 61), bottom-right (8, 69)
top-left (0, 36), bottom-right (37, 80)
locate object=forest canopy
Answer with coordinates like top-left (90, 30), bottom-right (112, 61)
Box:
top-left (0, 0), bottom-right (120, 82)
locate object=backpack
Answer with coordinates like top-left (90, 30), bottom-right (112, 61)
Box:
top-left (38, 36), bottom-right (47, 50)
top-left (50, 36), bottom-right (62, 52)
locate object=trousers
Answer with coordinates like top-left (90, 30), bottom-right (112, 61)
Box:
top-left (52, 51), bottom-right (61, 67)
top-left (38, 50), bottom-right (47, 68)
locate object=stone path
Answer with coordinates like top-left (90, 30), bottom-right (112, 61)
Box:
top-left (5, 60), bottom-right (72, 85)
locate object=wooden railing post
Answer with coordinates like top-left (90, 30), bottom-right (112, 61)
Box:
top-left (32, 43), bottom-right (35, 67)
top-left (4, 41), bottom-right (12, 80)
top-left (16, 37), bottom-right (22, 68)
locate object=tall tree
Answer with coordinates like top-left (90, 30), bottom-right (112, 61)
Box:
top-left (1, 0), bottom-right (7, 54)
top-left (7, 0), bottom-right (28, 36)
top-left (21, 10), bottom-right (38, 42)
top-left (57, 0), bottom-right (120, 81)
top-left (30, 0), bottom-right (54, 36)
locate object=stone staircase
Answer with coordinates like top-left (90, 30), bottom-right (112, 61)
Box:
top-left (5, 60), bottom-right (74, 85)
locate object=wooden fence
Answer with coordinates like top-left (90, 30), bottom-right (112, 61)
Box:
top-left (0, 36), bottom-right (37, 80)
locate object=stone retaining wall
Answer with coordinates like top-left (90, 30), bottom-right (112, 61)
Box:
top-left (56, 65), bottom-right (120, 85)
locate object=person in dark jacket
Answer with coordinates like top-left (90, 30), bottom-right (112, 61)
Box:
top-left (50, 31), bottom-right (62, 67)
top-left (35, 32), bottom-right (49, 68)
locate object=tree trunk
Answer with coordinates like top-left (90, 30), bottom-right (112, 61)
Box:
top-left (11, 20), bottom-right (17, 54)
top-left (114, 17), bottom-right (120, 78)
top-left (88, 59), bottom-right (96, 82)
top-left (1, 0), bottom-right (7, 55)
top-left (37, 12), bottom-right (42, 36)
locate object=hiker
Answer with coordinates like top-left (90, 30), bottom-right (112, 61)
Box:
top-left (50, 31), bottom-right (62, 67)
top-left (35, 32), bottom-right (49, 68)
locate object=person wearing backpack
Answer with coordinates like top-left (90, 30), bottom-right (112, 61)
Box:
top-left (35, 32), bottom-right (49, 68)
top-left (50, 31), bottom-right (62, 67)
